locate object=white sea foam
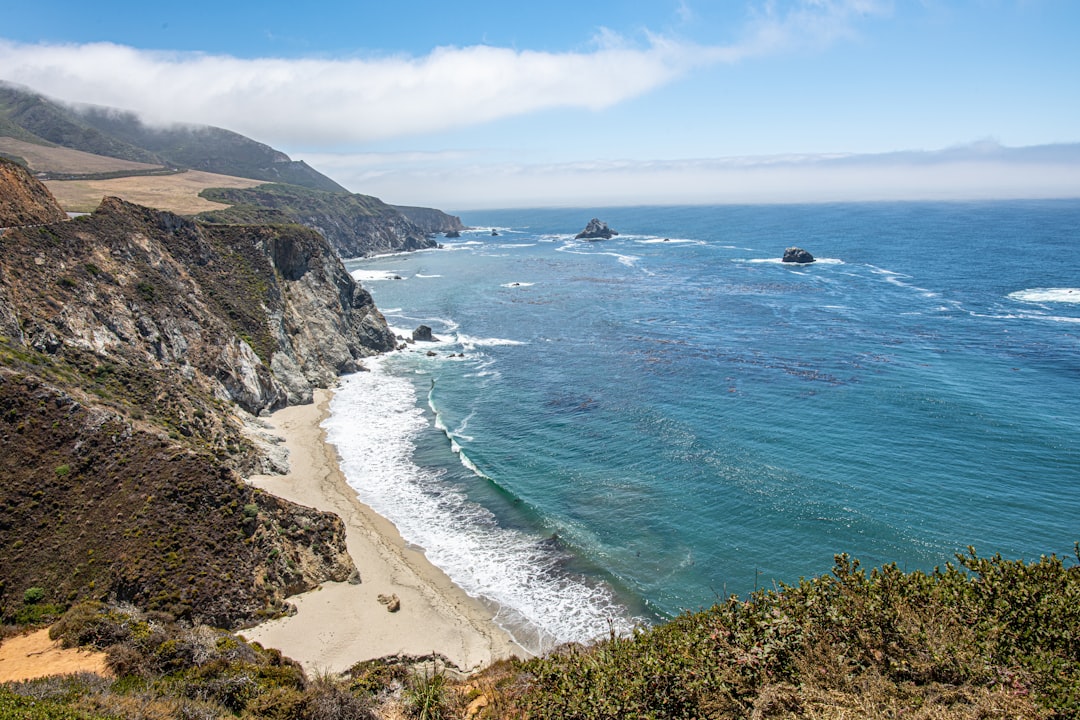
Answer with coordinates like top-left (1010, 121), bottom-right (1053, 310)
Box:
top-left (501, 281), bottom-right (535, 288)
top-left (1008, 288), bottom-right (1080, 304)
top-left (351, 269), bottom-right (404, 281)
top-left (455, 334), bottom-right (527, 350)
top-left (324, 359), bottom-right (637, 653)
top-left (636, 237), bottom-right (704, 245)
top-left (415, 273), bottom-right (443, 278)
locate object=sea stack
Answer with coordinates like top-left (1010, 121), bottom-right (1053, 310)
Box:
top-left (782, 247), bottom-right (815, 264)
top-left (575, 218), bottom-right (618, 241)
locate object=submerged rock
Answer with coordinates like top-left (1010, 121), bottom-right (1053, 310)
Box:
top-left (782, 247), bottom-right (815, 264)
top-left (576, 218), bottom-right (618, 240)
top-left (445, 229), bottom-right (461, 238)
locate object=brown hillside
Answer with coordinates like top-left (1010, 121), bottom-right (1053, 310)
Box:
top-left (0, 136), bottom-right (163, 175)
top-left (45, 170), bottom-right (263, 214)
top-left (0, 157), bottom-right (66, 226)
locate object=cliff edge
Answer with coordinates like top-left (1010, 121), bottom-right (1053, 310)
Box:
top-left (0, 164), bottom-right (395, 627)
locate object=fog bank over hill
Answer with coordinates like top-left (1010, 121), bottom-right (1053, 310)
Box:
top-left (299, 141), bottom-right (1080, 210)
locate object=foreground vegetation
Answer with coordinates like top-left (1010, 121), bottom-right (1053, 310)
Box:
top-left (2, 548), bottom-right (1076, 719)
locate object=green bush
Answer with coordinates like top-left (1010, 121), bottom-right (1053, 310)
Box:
top-left (22, 587), bottom-right (46, 605)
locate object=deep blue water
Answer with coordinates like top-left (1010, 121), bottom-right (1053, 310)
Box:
top-left (325, 201), bottom-right (1080, 653)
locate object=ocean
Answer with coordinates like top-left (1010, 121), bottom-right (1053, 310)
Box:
top-left (323, 201), bottom-right (1080, 655)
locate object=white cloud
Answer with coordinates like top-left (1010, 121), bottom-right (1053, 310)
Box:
top-left (0, 1), bottom-right (889, 148)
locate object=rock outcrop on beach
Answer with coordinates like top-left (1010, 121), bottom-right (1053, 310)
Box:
top-left (0, 173), bottom-right (393, 627)
top-left (576, 218), bottom-right (618, 240)
top-left (782, 246), bottom-right (816, 263)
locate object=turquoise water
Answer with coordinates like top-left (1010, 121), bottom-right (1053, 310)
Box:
top-left (325, 201), bottom-right (1080, 653)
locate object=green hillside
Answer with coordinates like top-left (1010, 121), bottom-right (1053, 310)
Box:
top-left (0, 82), bottom-right (345, 192)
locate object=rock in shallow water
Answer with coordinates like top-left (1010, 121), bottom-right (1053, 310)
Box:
top-left (782, 247), bottom-right (815, 263)
top-left (576, 218), bottom-right (618, 240)
top-left (412, 324), bottom-right (438, 342)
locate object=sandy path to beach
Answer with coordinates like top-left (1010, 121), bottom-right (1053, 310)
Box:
top-left (241, 389), bottom-right (522, 675)
top-left (0, 629), bottom-right (110, 683)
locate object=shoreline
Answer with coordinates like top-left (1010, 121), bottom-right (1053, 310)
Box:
top-left (241, 387), bottom-right (524, 675)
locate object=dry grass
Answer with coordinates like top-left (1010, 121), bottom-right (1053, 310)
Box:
top-left (45, 170), bottom-right (264, 214)
top-left (0, 137), bottom-right (162, 175)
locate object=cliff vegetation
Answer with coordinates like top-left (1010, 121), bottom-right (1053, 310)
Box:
top-left (0, 158), bottom-right (391, 628)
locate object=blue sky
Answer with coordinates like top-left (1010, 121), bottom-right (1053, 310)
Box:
top-left (2, 1), bottom-right (1079, 208)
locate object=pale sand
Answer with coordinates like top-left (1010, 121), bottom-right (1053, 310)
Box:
top-left (0, 629), bottom-right (110, 683)
top-left (241, 389), bottom-right (523, 675)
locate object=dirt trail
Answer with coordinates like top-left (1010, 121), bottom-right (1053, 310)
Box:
top-left (0, 629), bottom-right (110, 683)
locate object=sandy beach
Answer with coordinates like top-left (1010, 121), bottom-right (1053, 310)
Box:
top-left (241, 388), bottom-right (523, 675)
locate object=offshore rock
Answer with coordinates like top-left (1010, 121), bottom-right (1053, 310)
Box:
top-left (413, 325), bottom-right (438, 342)
top-left (782, 247), bottom-right (816, 264)
top-left (576, 218), bottom-right (618, 240)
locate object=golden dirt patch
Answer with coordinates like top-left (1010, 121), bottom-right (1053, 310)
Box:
top-left (45, 170), bottom-right (265, 214)
top-left (0, 629), bottom-right (111, 683)
top-left (0, 137), bottom-right (162, 175)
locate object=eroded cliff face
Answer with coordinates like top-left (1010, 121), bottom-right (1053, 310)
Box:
top-left (0, 157), bottom-right (68, 227)
top-left (0, 182), bottom-right (395, 627)
top-left (0, 196), bottom-right (395, 415)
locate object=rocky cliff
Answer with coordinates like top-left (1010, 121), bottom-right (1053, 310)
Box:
top-left (1, 194), bottom-right (395, 413)
top-left (0, 164), bottom-right (393, 627)
top-left (0, 157), bottom-right (68, 226)
top-left (198, 184), bottom-right (440, 258)
top-left (393, 205), bottom-right (466, 235)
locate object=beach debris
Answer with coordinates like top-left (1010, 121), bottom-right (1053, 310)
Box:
top-left (782, 246), bottom-right (815, 263)
top-left (575, 218), bottom-right (618, 240)
top-left (377, 593), bottom-right (401, 612)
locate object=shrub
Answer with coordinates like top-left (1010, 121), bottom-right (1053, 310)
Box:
top-left (50, 601), bottom-right (145, 649)
top-left (22, 586), bottom-right (46, 604)
top-left (404, 669), bottom-right (454, 720)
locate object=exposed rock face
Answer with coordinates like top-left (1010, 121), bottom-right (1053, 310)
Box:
top-left (576, 218), bottom-right (618, 240)
top-left (0, 196), bottom-right (395, 414)
top-left (198, 185), bottom-right (439, 259)
top-left (0, 157), bottom-right (68, 227)
top-left (0, 152), bottom-right (395, 629)
top-left (782, 247), bottom-right (816, 264)
top-left (393, 205), bottom-right (466, 235)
